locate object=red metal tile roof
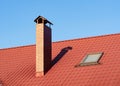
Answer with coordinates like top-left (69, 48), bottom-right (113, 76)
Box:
top-left (0, 33), bottom-right (120, 86)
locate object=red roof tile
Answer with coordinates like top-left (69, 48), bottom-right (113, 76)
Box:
top-left (0, 33), bottom-right (120, 86)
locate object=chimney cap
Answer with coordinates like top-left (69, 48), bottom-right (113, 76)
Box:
top-left (34, 16), bottom-right (53, 25)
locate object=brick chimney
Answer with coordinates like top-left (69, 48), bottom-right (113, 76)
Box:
top-left (34, 16), bottom-right (53, 77)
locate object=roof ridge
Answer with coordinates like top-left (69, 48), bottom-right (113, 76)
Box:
top-left (53, 33), bottom-right (120, 43)
top-left (0, 44), bottom-right (35, 50)
top-left (0, 33), bottom-right (120, 50)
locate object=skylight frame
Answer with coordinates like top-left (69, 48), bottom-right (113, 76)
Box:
top-left (80, 52), bottom-right (103, 66)
top-left (75, 52), bottom-right (103, 67)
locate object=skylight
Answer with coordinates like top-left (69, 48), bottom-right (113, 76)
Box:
top-left (75, 52), bottom-right (103, 67)
top-left (80, 52), bottom-right (103, 66)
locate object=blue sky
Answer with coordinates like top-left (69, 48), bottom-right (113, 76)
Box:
top-left (0, 0), bottom-right (120, 49)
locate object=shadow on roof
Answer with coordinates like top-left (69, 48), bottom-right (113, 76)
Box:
top-left (52, 46), bottom-right (72, 66)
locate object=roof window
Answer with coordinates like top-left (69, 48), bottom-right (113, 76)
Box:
top-left (75, 52), bottom-right (103, 67)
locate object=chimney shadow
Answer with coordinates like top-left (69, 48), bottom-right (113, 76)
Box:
top-left (52, 46), bottom-right (72, 66)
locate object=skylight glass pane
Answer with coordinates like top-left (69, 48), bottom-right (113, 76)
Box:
top-left (84, 53), bottom-right (102, 63)
top-left (75, 52), bottom-right (103, 67)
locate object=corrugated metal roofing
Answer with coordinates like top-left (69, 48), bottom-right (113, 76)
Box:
top-left (0, 33), bottom-right (120, 86)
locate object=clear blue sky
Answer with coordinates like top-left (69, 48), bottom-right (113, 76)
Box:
top-left (0, 0), bottom-right (120, 49)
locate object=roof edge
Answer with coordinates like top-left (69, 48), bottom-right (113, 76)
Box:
top-left (0, 44), bottom-right (35, 50)
top-left (0, 33), bottom-right (120, 50)
top-left (53, 33), bottom-right (120, 43)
